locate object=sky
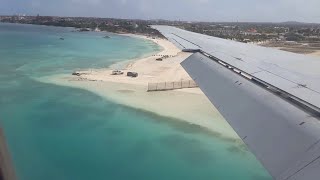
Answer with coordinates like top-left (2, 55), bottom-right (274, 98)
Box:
top-left (1, 0), bottom-right (320, 23)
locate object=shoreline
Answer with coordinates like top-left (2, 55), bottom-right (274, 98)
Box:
top-left (39, 33), bottom-right (239, 139)
top-left (39, 75), bottom-right (238, 139)
top-left (39, 33), bottom-right (320, 139)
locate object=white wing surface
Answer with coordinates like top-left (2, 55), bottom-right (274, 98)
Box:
top-left (153, 25), bottom-right (320, 180)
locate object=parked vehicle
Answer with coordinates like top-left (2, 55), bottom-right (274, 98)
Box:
top-left (127, 72), bottom-right (138, 77)
top-left (111, 70), bottom-right (124, 75)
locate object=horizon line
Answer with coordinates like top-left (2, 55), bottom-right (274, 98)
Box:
top-left (1, 14), bottom-right (320, 25)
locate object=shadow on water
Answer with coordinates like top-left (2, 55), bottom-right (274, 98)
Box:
top-left (107, 99), bottom-right (255, 159)
top-left (227, 143), bottom-right (249, 155)
top-left (38, 79), bottom-right (252, 158)
top-left (94, 95), bottom-right (253, 157)
top-left (157, 134), bottom-right (218, 165)
top-left (113, 101), bottom-right (245, 143)
top-left (40, 79), bottom-right (251, 155)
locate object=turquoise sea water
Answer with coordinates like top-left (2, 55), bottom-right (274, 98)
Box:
top-left (0, 23), bottom-right (271, 180)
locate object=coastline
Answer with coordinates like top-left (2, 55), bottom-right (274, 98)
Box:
top-left (310, 50), bottom-right (320, 57)
top-left (39, 33), bottom-right (320, 140)
top-left (39, 33), bottom-right (239, 139)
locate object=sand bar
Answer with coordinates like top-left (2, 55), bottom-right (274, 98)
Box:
top-left (40, 34), bottom-right (320, 140)
top-left (39, 34), bottom-right (239, 139)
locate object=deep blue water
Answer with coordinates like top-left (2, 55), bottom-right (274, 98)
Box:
top-left (0, 23), bottom-right (271, 180)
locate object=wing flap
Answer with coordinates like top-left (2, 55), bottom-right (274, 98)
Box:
top-left (182, 53), bottom-right (320, 180)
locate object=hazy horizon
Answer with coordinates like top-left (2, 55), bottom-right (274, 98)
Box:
top-left (1, 13), bottom-right (319, 24)
top-left (1, 0), bottom-right (320, 23)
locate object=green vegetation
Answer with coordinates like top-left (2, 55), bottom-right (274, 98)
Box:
top-left (0, 16), bottom-right (165, 38)
top-left (1, 15), bottom-right (319, 43)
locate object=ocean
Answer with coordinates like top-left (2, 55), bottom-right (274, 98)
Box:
top-left (0, 23), bottom-right (271, 180)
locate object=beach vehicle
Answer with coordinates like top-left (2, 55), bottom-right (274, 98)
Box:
top-left (156, 58), bottom-right (163, 61)
top-left (111, 70), bottom-right (124, 75)
top-left (127, 72), bottom-right (138, 77)
top-left (72, 72), bottom-right (81, 76)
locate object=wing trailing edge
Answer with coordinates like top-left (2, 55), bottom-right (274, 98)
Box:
top-left (181, 52), bottom-right (320, 180)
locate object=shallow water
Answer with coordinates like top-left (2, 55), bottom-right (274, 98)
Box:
top-left (0, 23), bottom-right (271, 180)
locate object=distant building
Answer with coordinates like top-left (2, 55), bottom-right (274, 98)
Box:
top-left (247, 28), bottom-right (257, 33)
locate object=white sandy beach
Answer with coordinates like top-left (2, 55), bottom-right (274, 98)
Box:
top-left (39, 34), bottom-right (239, 139)
top-left (39, 34), bottom-right (320, 140)
top-left (310, 50), bottom-right (320, 57)
top-left (75, 35), bottom-right (198, 88)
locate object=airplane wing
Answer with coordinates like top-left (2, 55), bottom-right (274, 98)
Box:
top-left (152, 25), bottom-right (320, 180)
